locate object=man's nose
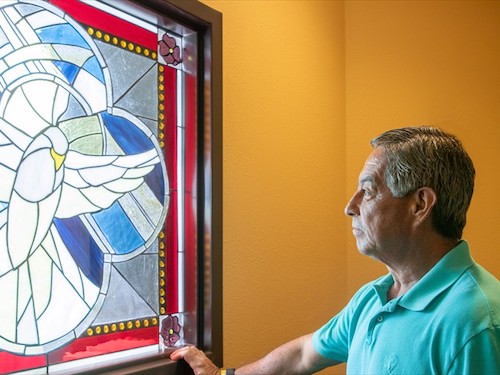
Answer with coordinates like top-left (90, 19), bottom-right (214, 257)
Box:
top-left (344, 192), bottom-right (360, 217)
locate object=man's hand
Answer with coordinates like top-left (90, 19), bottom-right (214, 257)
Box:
top-left (170, 334), bottom-right (335, 375)
top-left (170, 346), bottom-right (220, 375)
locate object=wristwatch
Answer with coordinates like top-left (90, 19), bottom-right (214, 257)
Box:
top-left (221, 369), bottom-right (235, 375)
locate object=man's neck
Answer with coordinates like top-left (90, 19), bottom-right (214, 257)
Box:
top-left (386, 237), bottom-right (459, 300)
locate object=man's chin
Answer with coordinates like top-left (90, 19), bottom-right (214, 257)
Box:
top-left (356, 242), bottom-right (375, 257)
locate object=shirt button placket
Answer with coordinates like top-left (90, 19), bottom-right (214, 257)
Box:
top-left (366, 313), bottom-right (384, 345)
top-left (366, 313), bottom-right (385, 345)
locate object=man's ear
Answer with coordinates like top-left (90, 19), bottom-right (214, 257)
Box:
top-left (411, 187), bottom-right (437, 226)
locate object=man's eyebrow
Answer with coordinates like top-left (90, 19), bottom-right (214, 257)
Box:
top-left (358, 176), bottom-right (375, 186)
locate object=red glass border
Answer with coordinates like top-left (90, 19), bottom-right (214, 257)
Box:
top-left (184, 74), bottom-right (198, 313)
top-left (0, 352), bottom-right (46, 374)
top-left (49, 0), bottom-right (157, 49)
top-left (163, 66), bottom-right (179, 315)
top-left (48, 327), bottom-right (159, 364)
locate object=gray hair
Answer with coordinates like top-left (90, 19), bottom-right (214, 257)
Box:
top-left (371, 126), bottom-right (475, 240)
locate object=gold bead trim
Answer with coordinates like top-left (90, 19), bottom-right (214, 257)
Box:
top-left (158, 230), bottom-right (167, 315)
top-left (85, 317), bottom-right (159, 337)
top-left (158, 65), bottom-right (166, 148)
top-left (86, 26), bottom-right (157, 60)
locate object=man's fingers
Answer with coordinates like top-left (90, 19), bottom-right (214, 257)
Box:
top-left (170, 345), bottom-right (193, 361)
top-left (169, 346), bottom-right (220, 375)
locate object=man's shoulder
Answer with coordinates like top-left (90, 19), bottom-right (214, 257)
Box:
top-left (466, 262), bottom-right (500, 292)
top-left (437, 263), bottom-right (500, 329)
top-left (460, 263), bottom-right (500, 321)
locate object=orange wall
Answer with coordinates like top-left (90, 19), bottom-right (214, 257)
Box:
top-left (202, 0), bottom-right (499, 373)
top-left (202, 0), bottom-right (347, 372)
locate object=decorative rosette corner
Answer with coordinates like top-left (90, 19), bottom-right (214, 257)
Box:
top-left (160, 314), bottom-right (182, 347)
top-left (159, 33), bottom-right (182, 66)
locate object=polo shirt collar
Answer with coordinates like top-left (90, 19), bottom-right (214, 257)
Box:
top-left (397, 240), bottom-right (474, 311)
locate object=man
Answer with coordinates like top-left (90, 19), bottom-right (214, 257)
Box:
top-left (171, 126), bottom-right (500, 374)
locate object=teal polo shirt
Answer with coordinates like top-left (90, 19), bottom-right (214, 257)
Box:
top-left (312, 241), bottom-right (500, 374)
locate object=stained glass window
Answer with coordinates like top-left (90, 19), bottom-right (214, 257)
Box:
top-left (0, 0), bottom-right (222, 373)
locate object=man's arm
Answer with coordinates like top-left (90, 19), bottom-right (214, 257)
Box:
top-left (446, 327), bottom-right (500, 375)
top-left (170, 333), bottom-right (339, 375)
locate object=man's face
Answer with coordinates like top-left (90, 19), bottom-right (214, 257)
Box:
top-left (345, 148), bottom-right (414, 262)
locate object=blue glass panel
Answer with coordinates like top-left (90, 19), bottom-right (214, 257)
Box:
top-left (101, 112), bottom-right (154, 154)
top-left (82, 56), bottom-right (105, 83)
top-left (53, 216), bottom-right (104, 286)
top-left (144, 163), bottom-right (164, 201)
top-left (36, 24), bottom-right (90, 49)
top-left (92, 201), bottom-right (144, 254)
top-left (53, 61), bottom-right (80, 84)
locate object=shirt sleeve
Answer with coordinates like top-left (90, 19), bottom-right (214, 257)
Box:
top-left (312, 282), bottom-right (375, 362)
top-left (312, 308), bottom-right (349, 362)
top-left (446, 326), bottom-right (500, 375)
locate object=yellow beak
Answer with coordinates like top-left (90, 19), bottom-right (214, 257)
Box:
top-left (50, 147), bottom-right (66, 171)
